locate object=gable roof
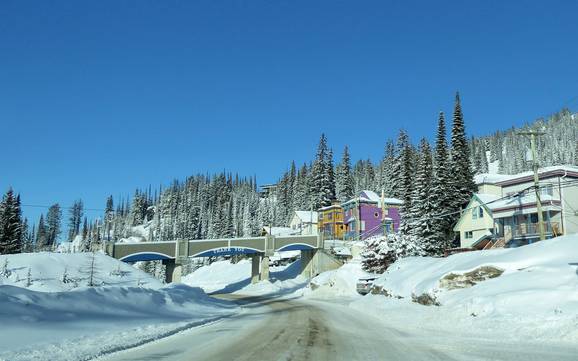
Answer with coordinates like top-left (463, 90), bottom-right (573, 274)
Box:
top-left (293, 211), bottom-right (318, 223)
top-left (342, 190), bottom-right (403, 207)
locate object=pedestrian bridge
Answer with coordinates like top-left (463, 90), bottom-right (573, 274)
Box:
top-left (105, 234), bottom-right (341, 284)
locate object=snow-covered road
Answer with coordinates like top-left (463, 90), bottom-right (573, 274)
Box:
top-left (100, 294), bottom-right (577, 361)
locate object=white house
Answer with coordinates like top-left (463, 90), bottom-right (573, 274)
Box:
top-left (288, 211), bottom-right (318, 235)
top-left (454, 165), bottom-right (578, 249)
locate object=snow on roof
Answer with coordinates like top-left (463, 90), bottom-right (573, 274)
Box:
top-left (262, 226), bottom-right (299, 236)
top-left (342, 191), bottom-right (403, 207)
top-left (486, 193), bottom-right (557, 211)
top-left (475, 193), bottom-right (501, 205)
top-left (360, 190), bottom-right (380, 202)
top-left (475, 165), bottom-right (578, 185)
top-left (293, 211), bottom-right (318, 223)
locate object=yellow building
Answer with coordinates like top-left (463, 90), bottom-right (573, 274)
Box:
top-left (318, 203), bottom-right (345, 240)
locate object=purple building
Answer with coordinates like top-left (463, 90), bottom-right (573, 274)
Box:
top-left (342, 190), bottom-right (402, 240)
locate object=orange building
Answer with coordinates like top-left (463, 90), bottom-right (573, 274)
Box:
top-left (317, 203), bottom-right (345, 240)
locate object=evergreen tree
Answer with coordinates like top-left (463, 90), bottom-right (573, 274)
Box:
top-left (393, 130), bottom-right (415, 234)
top-left (336, 145), bottom-right (354, 202)
top-left (450, 92), bottom-right (476, 209)
top-left (310, 134), bottom-right (333, 208)
top-left (429, 112), bottom-right (454, 254)
top-left (0, 188), bottom-right (23, 254)
top-left (409, 139), bottom-right (434, 243)
top-left (378, 140), bottom-right (395, 196)
top-left (104, 195), bottom-right (114, 242)
top-left (36, 214), bottom-right (48, 250)
top-left (67, 200), bottom-right (84, 241)
top-left (46, 203), bottom-right (62, 247)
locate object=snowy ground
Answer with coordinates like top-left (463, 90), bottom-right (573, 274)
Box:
top-left (182, 257), bottom-right (308, 297)
top-left (307, 234), bottom-right (578, 344)
top-left (0, 253), bottom-right (238, 361)
top-left (3, 234), bottom-right (578, 360)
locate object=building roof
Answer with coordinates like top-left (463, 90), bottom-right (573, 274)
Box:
top-left (474, 165), bottom-right (578, 186)
top-left (475, 193), bottom-right (501, 205)
top-left (262, 226), bottom-right (299, 236)
top-left (342, 190), bottom-right (403, 207)
top-left (486, 193), bottom-right (558, 212)
top-left (319, 204), bottom-right (342, 211)
top-left (293, 211), bottom-right (318, 223)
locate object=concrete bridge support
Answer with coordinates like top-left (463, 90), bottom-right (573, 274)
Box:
top-left (300, 249), bottom-right (343, 279)
top-left (300, 249), bottom-right (317, 278)
top-left (163, 259), bottom-right (183, 284)
top-left (251, 255), bottom-right (260, 284)
top-left (260, 255), bottom-right (270, 281)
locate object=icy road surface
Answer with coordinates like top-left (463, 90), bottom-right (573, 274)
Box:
top-left (101, 294), bottom-right (577, 361)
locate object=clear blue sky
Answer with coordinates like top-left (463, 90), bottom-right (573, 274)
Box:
top-left (1, 0), bottom-right (578, 227)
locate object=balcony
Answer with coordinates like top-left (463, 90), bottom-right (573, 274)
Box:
top-left (501, 222), bottom-right (561, 242)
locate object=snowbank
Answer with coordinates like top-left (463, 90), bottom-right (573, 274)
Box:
top-left (0, 252), bottom-right (162, 291)
top-left (0, 253), bottom-right (238, 361)
top-left (182, 259), bottom-right (252, 293)
top-left (305, 261), bottom-right (368, 299)
top-left (353, 234), bottom-right (578, 342)
top-left (238, 259), bottom-right (308, 297)
top-left (183, 258), bottom-right (309, 297)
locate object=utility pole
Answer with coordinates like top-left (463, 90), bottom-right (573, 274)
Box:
top-left (518, 130), bottom-right (546, 241)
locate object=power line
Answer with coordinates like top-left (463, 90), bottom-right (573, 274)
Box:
top-left (21, 204), bottom-right (106, 212)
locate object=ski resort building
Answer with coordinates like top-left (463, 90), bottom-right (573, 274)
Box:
top-left (289, 211), bottom-right (318, 235)
top-left (454, 166), bottom-right (578, 249)
top-left (342, 190), bottom-right (402, 241)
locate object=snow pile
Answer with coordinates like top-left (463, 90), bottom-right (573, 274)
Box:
top-left (354, 234), bottom-right (578, 341)
top-left (305, 262), bottom-right (368, 299)
top-left (238, 259), bottom-right (308, 297)
top-left (183, 258), bottom-right (309, 297)
top-left (0, 253), bottom-right (238, 361)
top-left (182, 259), bottom-right (252, 293)
top-left (0, 252), bottom-right (163, 291)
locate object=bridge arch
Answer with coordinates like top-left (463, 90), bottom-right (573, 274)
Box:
top-left (276, 243), bottom-right (317, 252)
top-left (119, 252), bottom-right (174, 262)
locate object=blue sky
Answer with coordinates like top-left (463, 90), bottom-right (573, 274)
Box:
top-left (1, 0), bottom-right (578, 227)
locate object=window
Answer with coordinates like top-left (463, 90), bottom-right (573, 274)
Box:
top-left (374, 212), bottom-right (379, 218)
top-left (465, 231), bottom-right (473, 239)
top-left (472, 207), bottom-right (478, 220)
top-left (478, 207), bottom-right (484, 218)
top-left (361, 221), bottom-right (366, 231)
top-left (530, 213), bottom-right (538, 223)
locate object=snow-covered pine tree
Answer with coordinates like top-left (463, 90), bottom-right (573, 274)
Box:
top-left (361, 237), bottom-right (384, 273)
top-left (409, 139), bottom-right (434, 242)
top-left (21, 218), bottom-right (33, 253)
top-left (0, 188), bottom-right (23, 255)
top-left (104, 196), bottom-right (114, 242)
top-left (377, 140), bottom-right (395, 197)
top-left (67, 200), bottom-right (84, 242)
top-left (450, 93), bottom-right (476, 211)
top-left (385, 233), bottom-right (425, 261)
top-left (46, 203), bottom-right (62, 247)
top-left (393, 130), bottom-right (415, 234)
top-left (36, 214), bottom-right (48, 250)
top-left (335, 145), bottom-right (354, 202)
top-left (326, 148), bottom-right (336, 202)
top-left (429, 112), bottom-right (454, 255)
top-left (310, 134), bottom-right (333, 208)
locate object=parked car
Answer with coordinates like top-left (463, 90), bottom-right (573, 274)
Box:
top-left (356, 275), bottom-right (379, 295)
